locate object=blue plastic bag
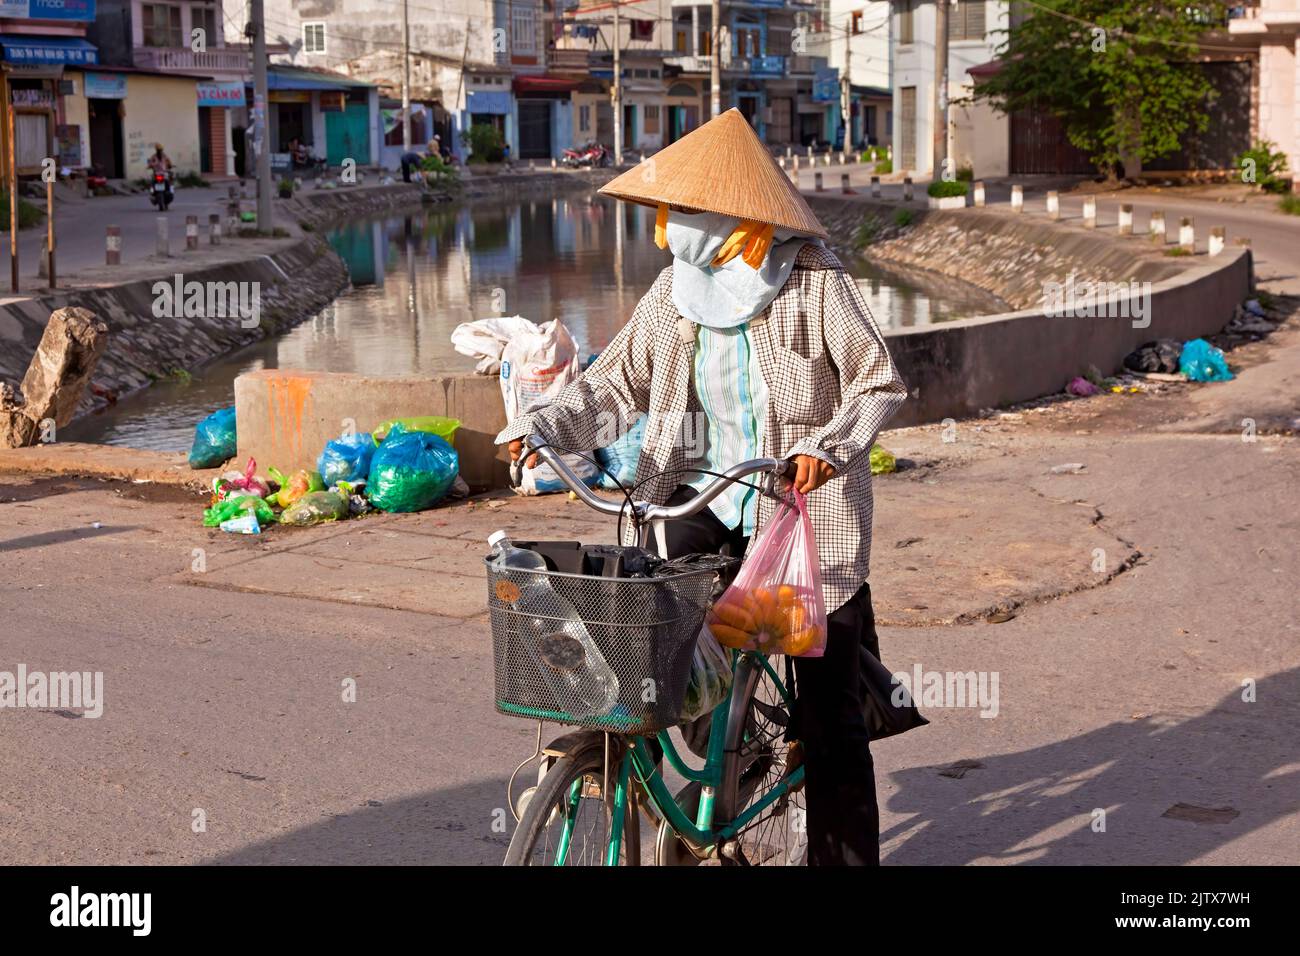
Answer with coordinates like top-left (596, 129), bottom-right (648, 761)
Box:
top-left (366, 424), bottom-right (459, 512)
top-left (1179, 338), bottom-right (1234, 382)
top-left (594, 414), bottom-right (646, 490)
top-left (317, 431), bottom-right (377, 486)
top-left (188, 406), bottom-right (237, 469)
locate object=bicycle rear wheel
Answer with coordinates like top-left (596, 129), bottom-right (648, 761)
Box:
top-left (503, 743), bottom-right (642, 866)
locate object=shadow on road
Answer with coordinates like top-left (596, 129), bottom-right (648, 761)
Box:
top-left (202, 777), bottom-right (515, 865)
top-left (882, 668), bottom-right (1299, 864)
top-left (0, 524), bottom-right (134, 552)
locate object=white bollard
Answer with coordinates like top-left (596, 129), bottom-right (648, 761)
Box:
top-left (1011, 184), bottom-right (1023, 213)
top-left (1179, 216), bottom-right (1195, 252)
top-left (1209, 226), bottom-right (1225, 256)
top-left (185, 215), bottom-right (199, 250)
top-left (824, 153), bottom-right (832, 167)
top-left (105, 225), bottom-right (121, 265)
top-left (903, 177), bottom-right (914, 201)
top-left (1082, 196), bottom-right (1096, 229)
top-left (887, 144), bottom-right (893, 162)
top-left (209, 214), bottom-right (222, 246)
top-left (1118, 204), bottom-right (1133, 236)
top-left (807, 145), bottom-right (814, 159)
top-left (815, 172), bottom-right (824, 192)
top-left (1150, 210), bottom-right (1166, 242)
top-left (841, 173), bottom-right (851, 194)
top-left (779, 156), bottom-right (786, 169)
top-left (793, 155), bottom-right (800, 173)
top-left (1046, 191), bottom-right (1059, 221)
top-left (973, 181), bottom-right (985, 207)
top-left (155, 217), bottom-right (169, 257)
top-left (839, 151), bottom-right (847, 165)
top-left (871, 175), bottom-right (881, 198)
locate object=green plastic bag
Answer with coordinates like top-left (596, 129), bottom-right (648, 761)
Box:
top-left (870, 444), bottom-right (896, 475)
top-left (372, 416), bottom-right (460, 445)
top-left (203, 494), bottom-right (276, 528)
top-left (280, 490), bottom-right (350, 526)
top-left (366, 425), bottom-right (459, 513)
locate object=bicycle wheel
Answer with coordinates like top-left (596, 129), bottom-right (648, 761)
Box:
top-left (718, 656), bottom-right (808, 866)
top-left (503, 744), bottom-right (642, 866)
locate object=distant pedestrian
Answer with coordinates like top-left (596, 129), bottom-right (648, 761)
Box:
top-left (399, 150), bottom-right (423, 183)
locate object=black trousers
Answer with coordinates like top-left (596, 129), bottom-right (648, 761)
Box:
top-left (656, 486), bottom-right (881, 866)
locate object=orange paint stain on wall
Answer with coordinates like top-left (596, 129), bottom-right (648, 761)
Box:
top-left (267, 375), bottom-right (315, 462)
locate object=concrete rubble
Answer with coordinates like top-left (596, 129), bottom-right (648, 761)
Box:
top-left (0, 307), bottom-right (107, 449)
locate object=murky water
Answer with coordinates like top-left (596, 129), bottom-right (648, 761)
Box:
top-left (63, 195), bottom-right (1005, 451)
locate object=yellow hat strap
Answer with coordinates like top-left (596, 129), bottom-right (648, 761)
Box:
top-left (654, 203), bottom-right (669, 250)
top-left (712, 219), bottom-right (774, 270)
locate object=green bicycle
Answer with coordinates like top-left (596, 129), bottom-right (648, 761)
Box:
top-left (491, 434), bottom-right (807, 866)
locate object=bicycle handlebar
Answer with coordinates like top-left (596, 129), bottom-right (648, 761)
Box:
top-left (513, 433), bottom-right (795, 523)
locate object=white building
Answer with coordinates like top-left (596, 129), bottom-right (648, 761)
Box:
top-left (889, 0), bottom-right (1008, 177)
top-left (1229, 1), bottom-right (1300, 187)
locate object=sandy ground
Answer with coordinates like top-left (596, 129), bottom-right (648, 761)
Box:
top-left (0, 303), bottom-right (1296, 865)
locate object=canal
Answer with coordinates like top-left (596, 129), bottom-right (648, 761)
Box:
top-left (64, 194), bottom-right (1007, 451)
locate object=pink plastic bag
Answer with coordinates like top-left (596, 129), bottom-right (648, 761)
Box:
top-left (705, 490), bottom-right (827, 658)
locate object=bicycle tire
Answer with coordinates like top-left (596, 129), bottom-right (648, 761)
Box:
top-left (503, 742), bottom-right (642, 866)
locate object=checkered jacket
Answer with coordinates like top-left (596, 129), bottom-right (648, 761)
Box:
top-left (498, 243), bottom-right (908, 612)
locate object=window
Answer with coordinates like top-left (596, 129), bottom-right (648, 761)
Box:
top-left (193, 5), bottom-right (217, 46)
top-left (898, 0), bottom-right (914, 46)
top-left (674, 28), bottom-right (687, 53)
top-left (579, 104), bottom-right (591, 133)
top-left (512, 6), bottom-right (536, 53)
top-left (644, 104), bottom-right (660, 134)
top-left (303, 22), bottom-right (326, 54)
top-left (949, 1), bottom-right (986, 41)
top-left (142, 4), bottom-right (183, 47)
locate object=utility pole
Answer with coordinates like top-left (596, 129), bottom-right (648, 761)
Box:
top-left (932, 0), bottom-right (949, 178)
top-left (710, 0), bottom-right (721, 117)
top-left (250, 0), bottom-right (273, 233)
top-left (612, 0), bottom-right (623, 163)
top-left (401, 0), bottom-right (411, 151)
top-left (841, 15), bottom-right (852, 151)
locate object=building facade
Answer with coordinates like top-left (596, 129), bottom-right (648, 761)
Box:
top-left (1229, 0), bottom-right (1300, 187)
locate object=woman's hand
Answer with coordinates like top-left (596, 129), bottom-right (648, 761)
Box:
top-left (791, 454), bottom-right (835, 494)
top-left (507, 439), bottom-right (539, 469)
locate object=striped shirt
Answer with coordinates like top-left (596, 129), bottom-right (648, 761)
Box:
top-left (686, 324), bottom-right (769, 535)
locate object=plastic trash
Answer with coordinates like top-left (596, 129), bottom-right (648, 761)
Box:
top-left (1067, 376), bottom-right (1103, 397)
top-left (594, 414), bottom-right (646, 489)
top-left (488, 530), bottom-right (619, 718)
top-left (1123, 339), bottom-right (1183, 375)
top-left (317, 432), bottom-right (377, 486)
top-left (213, 457), bottom-right (271, 501)
top-left (1179, 338), bottom-right (1234, 382)
top-left (679, 623), bottom-right (734, 722)
top-left (372, 416), bottom-right (461, 445)
top-left (188, 406), bottom-right (237, 469)
top-left (870, 444), bottom-right (896, 475)
top-left (451, 315), bottom-right (546, 376)
top-left (203, 494), bottom-right (275, 528)
top-left (280, 490), bottom-right (349, 526)
top-left (366, 424), bottom-right (459, 512)
top-left (267, 467), bottom-right (324, 508)
top-left (220, 513), bottom-right (261, 535)
top-left (706, 490), bottom-right (827, 658)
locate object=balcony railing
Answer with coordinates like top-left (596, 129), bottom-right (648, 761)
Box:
top-left (663, 53), bottom-right (711, 73)
top-left (727, 54), bottom-right (785, 76)
top-left (548, 47), bottom-right (592, 70)
top-left (135, 45), bottom-right (250, 74)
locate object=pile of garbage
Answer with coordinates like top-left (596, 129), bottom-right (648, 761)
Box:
top-left (193, 416), bottom-right (461, 534)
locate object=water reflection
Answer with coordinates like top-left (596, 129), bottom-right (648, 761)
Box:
top-left (64, 195), bottom-right (1003, 450)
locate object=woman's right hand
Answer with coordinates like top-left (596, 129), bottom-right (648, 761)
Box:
top-left (507, 439), bottom-right (539, 469)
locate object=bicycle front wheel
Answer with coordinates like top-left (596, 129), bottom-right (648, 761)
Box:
top-left (503, 744), bottom-right (641, 866)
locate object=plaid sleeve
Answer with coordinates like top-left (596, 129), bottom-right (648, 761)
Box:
top-left (786, 267), bottom-right (908, 475)
top-left (495, 270), bottom-right (666, 449)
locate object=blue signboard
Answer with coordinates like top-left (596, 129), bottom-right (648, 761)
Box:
top-left (812, 66), bottom-right (839, 103)
top-left (0, 0), bottom-right (96, 20)
top-left (84, 71), bottom-right (125, 99)
top-left (198, 80), bottom-right (246, 107)
top-left (0, 34), bottom-right (98, 64)
top-left (466, 89), bottom-right (511, 115)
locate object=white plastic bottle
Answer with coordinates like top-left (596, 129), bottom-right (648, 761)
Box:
top-left (489, 531), bottom-right (619, 718)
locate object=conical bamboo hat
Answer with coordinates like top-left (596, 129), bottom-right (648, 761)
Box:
top-left (599, 108), bottom-right (827, 239)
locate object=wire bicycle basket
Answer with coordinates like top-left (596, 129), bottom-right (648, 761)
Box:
top-left (487, 542), bottom-right (727, 736)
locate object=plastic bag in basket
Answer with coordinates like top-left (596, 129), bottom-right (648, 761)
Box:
top-left (705, 490), bottom-right (827, 657)
top-left (678, 623), bottom-right (734, 722)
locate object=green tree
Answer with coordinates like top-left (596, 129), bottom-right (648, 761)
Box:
top-left (973, 1), bottom-right (1227, 179)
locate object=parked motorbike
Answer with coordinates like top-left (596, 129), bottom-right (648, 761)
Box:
top-left (560, 141), bottom-right (612, 169)
top-left (148, 170), bottom-right (174, 211)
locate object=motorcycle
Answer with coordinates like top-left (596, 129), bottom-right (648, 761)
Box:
top-left (560, 141), bottom-right (612, 169)
top-left (149, 170), bottom-right (174, 211)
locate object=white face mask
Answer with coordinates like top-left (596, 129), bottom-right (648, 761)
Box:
top-left (663, 209), bottom-right (809, 329)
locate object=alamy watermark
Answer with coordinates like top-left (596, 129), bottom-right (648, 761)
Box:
top-left (891, 664), bottom-right (999, 718)
top-left (152, 274), bottom-right (261, 328)
top-left (0, 665), bottom-right (104, 718)
top-left (1041, 271), bottom-right (1151, 329)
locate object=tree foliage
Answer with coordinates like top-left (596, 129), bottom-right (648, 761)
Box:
top-left (973, 1), bottom-right (1227, 177)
